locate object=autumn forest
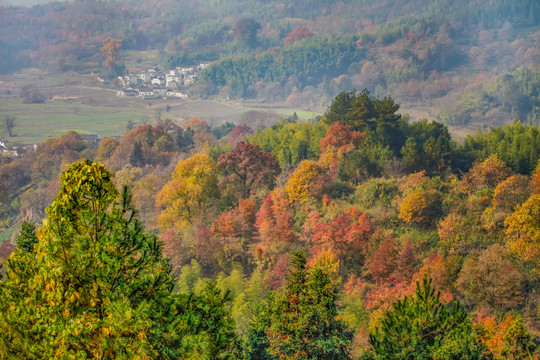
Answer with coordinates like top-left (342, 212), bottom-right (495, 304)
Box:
top-left (1, 0), bottom-right (540, 359)
top-left (0, 89), bottom-right (538, 358)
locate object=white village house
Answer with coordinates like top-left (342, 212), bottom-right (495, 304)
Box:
top-left (116, 63), bottom-right (209, 99)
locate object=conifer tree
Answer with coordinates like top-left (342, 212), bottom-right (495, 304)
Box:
top-left (130, 140), bottom-right (144, 167)
top-left (364, 277), bottom-right (492, 360)
top-left (15, 219), bottom-right (38, 253)
top-left (0, 159), bottom-right (239, 359)
top-left (261, 250), bottom-right (352, 360)
top-left (0, 159), bottom-right (175, 357)
top-left (245, 302), bottom-right (273, 360)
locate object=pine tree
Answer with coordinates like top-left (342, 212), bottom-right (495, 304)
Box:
top-left (323, 90), bottom-right (356, 125)
top-left (146, 127), bottom-right (155, 147)
top-left (15, 219), bottom-right (38, 253)
top-left (130, 140), bottom-right (144, 167)
top-left (0, 160), bottom-right (175, 357)
top-left (264, 250), bottom-right (353, 360)
top-left (245, 302), bottom-right (273, 360)
top-left (172, 280), bottom-right (240, 360)
top-left (364, 277), bottom-right (492, 360)
top-left (0, 159), bottom-right (239, 359)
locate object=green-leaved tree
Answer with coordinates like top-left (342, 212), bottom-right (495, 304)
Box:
top-left (363, 277), bottom-right (492, 360)
top-left (0, 159), bottom-right (239, 359)
top-left (15, 219), bottom-right (38, 253)
top-left (247, 250), bottom-right (352, 360)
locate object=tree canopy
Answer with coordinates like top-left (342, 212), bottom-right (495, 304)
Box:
top-left (0, 159), bottom-right (239, 359)
top-left (364, 277), bottom-right (491, 360)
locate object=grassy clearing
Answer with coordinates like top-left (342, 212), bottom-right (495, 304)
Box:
top-left (268, 108), bottom-right (321, 121)
top-left (0, 99), bottom-right (151, 145)
top-left (0, 97), bottom-right (316, 144)
top-left (208, 99), bottom-right (321, 122)
top-left (0, 72), bottom-right (326, 144)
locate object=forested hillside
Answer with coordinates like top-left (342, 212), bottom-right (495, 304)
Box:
top-left (1, 0), bottom-right (539, 128)
top-left (1, 91), bottom-right (539, 358)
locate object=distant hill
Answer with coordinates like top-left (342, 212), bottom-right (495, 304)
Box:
top-left (0, 0), bottom-right (538, 128)
top-left (0, 0), bottom-right (65, 6)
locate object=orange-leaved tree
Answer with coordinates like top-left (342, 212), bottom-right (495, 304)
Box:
top-left (181, 117), bottom-right (210, 133)
top-left (492, 174), bottom-right (531, 212)
top-left (210, 198), bottom-right (257, 269)
top-left (319, 121), bottom-right (364, 173)
top-left (100, 37), bottom-right (122, 72)
top-left (461, 154), bottom-right (512, 194)
top-left (475, 311), bottom-right (537, 360)
top-left (254, 189), bottom-right (296, 262)
top-left (301, 208), bottom-right (371, 271)
top-left (283, 26), bottom-right (314, 46)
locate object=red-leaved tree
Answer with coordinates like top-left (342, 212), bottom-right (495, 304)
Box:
top-left (283, 26), bottom-right (314, 46)
top-left (211, 198), bottom-right (257, 269)
top-left (228, 125), bottom-right (254, 146)
top-left (319, 121), bottom-right (364, 173)
top-left (255, 189), bottom-right (296, 258)
top-left (218, 141), bottom-right (281, 199)
top-left (392, 242), bottom-right (417, 284)
top-left (301, 208), bottom-right (371, 271)
top-left (368, 235), bottom-right (396, 284)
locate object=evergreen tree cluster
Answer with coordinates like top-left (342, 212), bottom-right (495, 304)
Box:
top-left (201, 35), bottom-right (362, 98)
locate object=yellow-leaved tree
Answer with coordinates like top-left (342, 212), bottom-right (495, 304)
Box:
top-left (398, 189), bottom-right (441, 228)
top-left (285, 160), bottom-right (327, 203)
top-left (504, 193), bottom-right (540, 279)
top-left (157, 154), bottom-right (219, 230)
top-left (532, 159), bottom-right (540, 194)
top-left (397, 171), bottom-right (441, 228)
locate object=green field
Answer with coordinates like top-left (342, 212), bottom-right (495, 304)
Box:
top-left (0, 97), bottom-right (321, 145)
top-left (0, 72), bottom-right (321, 146)
top-left (269, 108), bottom-right (320, 121)
top-left (0, 99), bottom-right (152, 145)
